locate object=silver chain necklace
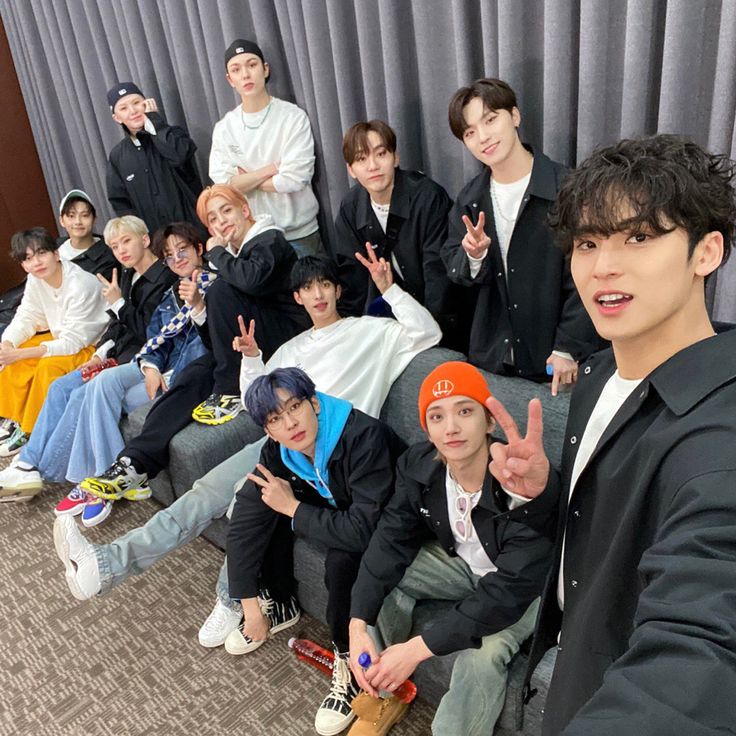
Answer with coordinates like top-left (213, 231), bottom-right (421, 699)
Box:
top-left (241, 99), bottom-right (273, 130)
top-left (490, 179), bottom-right (518, 224)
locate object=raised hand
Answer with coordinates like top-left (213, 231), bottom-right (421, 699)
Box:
top-left (232, 316), bottom-right (260, 357)
top-left (461, 211), bottom-right (491, 259)
top-left (247, 463), bottom-right (299, 517)
top-left (355, 241), bottom-right (393, 294)
top-left (486, 396), bottom-right (550, 498)
top-left (178, 269), bottom-right (203, 310)
top-left (96, 268), bottom-right (122, 304)
top-left (142, 98), bottom-right (158, 113)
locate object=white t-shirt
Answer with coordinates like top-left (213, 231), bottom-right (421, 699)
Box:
top-left (557, 370), bottom-right (642, 608)
top-left (209, 97), bottom-right (319, 241)
top-left (238, 284), bottom-right (441, 419)
top-left (57, 237), bottom-right (101, 262)
top-left (370, 199), bottom-right (404, 279)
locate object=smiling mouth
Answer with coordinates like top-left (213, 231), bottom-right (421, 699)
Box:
top-left (595, 292), bottom-right (633, 310)
top-left (482, 142), bottom-right (499, 155)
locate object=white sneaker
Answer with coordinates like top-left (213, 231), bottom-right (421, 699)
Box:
top-left (198, 599), bottom-right (243, 648)
top-left (53, 515), bottom-right (101, 601)
top-left (224, 592), bottom-right (300, 655)
top-left (0, 458), bottom-right (42, 502)
top-left (314, 650), bottom-right (359, 735)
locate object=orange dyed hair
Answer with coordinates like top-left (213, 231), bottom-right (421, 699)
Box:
top-left (195, 184), bottom-right (250, 225)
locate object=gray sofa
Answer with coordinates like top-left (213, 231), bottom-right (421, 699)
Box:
top-left (122, 347), bottom-right (564, 734)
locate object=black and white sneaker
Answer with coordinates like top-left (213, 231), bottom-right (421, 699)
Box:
top-left (314, 649), bottom-right (359, 735)
top-left (224, 590), bottom-right (300, 655)
top-left (0, 418), bottom-right (17, 443)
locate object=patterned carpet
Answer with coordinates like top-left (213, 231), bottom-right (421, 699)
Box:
top-left (0, 471), bottom-right (437, 736)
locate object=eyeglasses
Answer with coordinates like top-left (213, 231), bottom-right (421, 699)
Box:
top-left (264, 397), bottom-right (309, 429)
top-left (454, 494), bottom-right (472, 542)
top-left (164, 248), bottom-right (192, 267)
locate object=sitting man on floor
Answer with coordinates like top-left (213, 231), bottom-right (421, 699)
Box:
top-left (226, 366), bottom-right (405, 735)
top-left (53, 251), bottom-right (440, 652)
top-left (0, 223), bottom-right (208, 524)
top-left (0, 228), bottom-right (109, 457)
top-left (349, 361), bottom-right (555, 736)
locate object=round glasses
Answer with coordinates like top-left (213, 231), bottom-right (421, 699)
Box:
top-left (265, 397), bottom-right (308, 429)
top-left (164, 248), bottom-right (192, 267)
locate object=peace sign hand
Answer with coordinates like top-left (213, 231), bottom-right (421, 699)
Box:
top-left (232, 316), bottom-right (260, 357)
top-left (97, 268), bottom-right (122, 304)
top-left (247, 463), bottom-right (300, 517)
top-left (486, 396), bottom-right (550, 498)
top-left (355, 241), bottom-right (393, 294)
top-left (461, 211), bottom-right (491, 259)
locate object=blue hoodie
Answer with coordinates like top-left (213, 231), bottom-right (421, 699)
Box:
top-left (279, 391), bottom-right (353, 508)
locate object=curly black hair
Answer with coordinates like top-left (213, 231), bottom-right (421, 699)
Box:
top-left (548, 134), bottom-right (736, 264)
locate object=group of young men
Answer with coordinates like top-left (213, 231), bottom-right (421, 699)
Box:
top-left (0, 32), bottom-right (733, 736)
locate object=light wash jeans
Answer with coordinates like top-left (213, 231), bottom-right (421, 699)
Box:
top-left (95, 436), bottom-right (267, 609)
top-left (21, 363), bottom-right (149, 483)
top-left (376, 541), bottom-right (539, 736)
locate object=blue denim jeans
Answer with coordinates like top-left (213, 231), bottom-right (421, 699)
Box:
top-left (95, 436), bottom-right (267, 606)
top-left (20, 363), bottom-right (149, 483)
top-left (376, 541), bottom-right (539, 736)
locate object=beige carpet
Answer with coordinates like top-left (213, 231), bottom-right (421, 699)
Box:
top-left (0, 472), bottom-right (436, 736)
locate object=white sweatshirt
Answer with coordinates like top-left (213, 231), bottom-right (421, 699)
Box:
top-left (209, 97), bottom-right (319, 241)
top-left (2, 260), bottom-right (109, 356)
top-left (239, 284), bottom-right (442, 418)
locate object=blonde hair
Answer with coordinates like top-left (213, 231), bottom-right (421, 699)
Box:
top-left (196, 184), bottom-right (252, 225)
top-left (103, 215), bottom-right (148, 242)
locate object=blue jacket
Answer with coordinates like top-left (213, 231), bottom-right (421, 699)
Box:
top-left (137, 286), bottom-right (207, 380)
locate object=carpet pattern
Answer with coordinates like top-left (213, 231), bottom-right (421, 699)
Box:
top-left (0, 474), bottom-right (437, 736)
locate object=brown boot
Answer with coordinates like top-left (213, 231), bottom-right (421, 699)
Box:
top-left (347, 692), bottom-right (409, 735)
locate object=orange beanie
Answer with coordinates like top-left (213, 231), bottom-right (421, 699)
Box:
top-left (418, 361), bottom-right (492, 430)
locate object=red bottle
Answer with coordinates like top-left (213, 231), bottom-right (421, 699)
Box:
top-left (288, 638), bottom-right (417, 704)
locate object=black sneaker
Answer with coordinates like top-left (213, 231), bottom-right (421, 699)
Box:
top-left (314, 649), bottom-right (359, 735)
top-left (191, 394), bottom-right (243, 425)
top-left (223, 591), bottom-right (300, 655)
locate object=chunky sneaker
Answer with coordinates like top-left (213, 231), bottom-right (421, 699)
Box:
top-left (315, 649), bottom-right (359, 735)
top-left (0, 427), bottom-right (30, 457)
top-left (191, 394), bottom-right (243, 425)
top-left (0, 457), bottom-right (43, 502)
top-left (224, 591), bottom-right (301, 655)
top-left (198, 599), bottom-right (243, 648)
top-left (53, 515), bottom-right (102, 600)
top-left (121, 483), bottom-right (152, 501)
top-left (80, 457), bottom-right (148, 500)
top-left (0, 418), bottom-right (18, 442)
top-left (81, 499), bottom-right (113, 528)
top-left (54, 486), bottom-right (96, 516)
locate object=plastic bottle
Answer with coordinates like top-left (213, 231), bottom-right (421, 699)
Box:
top-left (288, 637), bottom-right (334, 677)
top-left (357, 652), bottom-right (417, 704)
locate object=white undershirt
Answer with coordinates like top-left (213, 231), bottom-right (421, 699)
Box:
top-left (370, 199), bottom-right (404, 279)
top-left (58, 237), bottom-right (101, 261)
top-left (446, 468), bottom-right (496, 577)
top-left (557, 370), bottom-right (642, 609)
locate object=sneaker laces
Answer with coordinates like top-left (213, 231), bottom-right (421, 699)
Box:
top-left (67, 486), bottom-right (88, 502)
top-left (329, 654), bottom-right (354, 699)
top-left (206, 602), bottom-right (239, 630)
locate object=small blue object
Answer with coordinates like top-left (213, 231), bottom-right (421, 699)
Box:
top-left (358, 652), bottom-right (372, 668)
top-left (546, 364), bottom-right (554, 376)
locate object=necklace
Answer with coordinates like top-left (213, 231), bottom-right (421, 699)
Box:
top-left (490, 179), bottom-right (518, 224)
top-left (241, 99), bottom-right (273, 130)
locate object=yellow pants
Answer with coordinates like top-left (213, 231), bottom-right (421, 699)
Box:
top-left (0, 333), bottom-right (94, 432)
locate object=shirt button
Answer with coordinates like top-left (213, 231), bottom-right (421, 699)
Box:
top-left (573, 510), bottom-right (580, 517)
top-left (513, 304), bottom-right (518, 309)
top-left (435, 520), bottom-right (441, 526)
top-left (510, 268), bottom-right (515, 273)
top-left (584, 366), bottom-right (591, 375)
top-left (571, 579), bottom-right (578, 587)
top-left (504, 339), bottom-right (509, 344)
top-left (516, 339), bottom-right (521, 343)
top-left (570, 436), bottom-right (577, 444)
top-left (639, 389), bottom-right (646, 398)
top-left (497, 272), bottom-right (503, 277)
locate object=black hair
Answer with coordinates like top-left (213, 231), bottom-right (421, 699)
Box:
top-left (10, 227), bottom-right (59, 262)
top-left (61, 196), bottom-right (96, 219)
top-left (290, 256), bottom-right (340, 292)
top-left (448, 78), bottom-right (518, 140)
top-left (151, 222), bottom-right (204, 259)
top-left (548, 134), bottom-right (736, 264)
top-left (244, 367), bottom-right (316, 427)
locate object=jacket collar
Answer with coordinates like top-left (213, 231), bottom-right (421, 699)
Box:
top-left (464, 144), bottom-right (559, 204)
top-left (353, 168), bottom-right (411, 230)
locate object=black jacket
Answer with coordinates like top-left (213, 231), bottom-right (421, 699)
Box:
top-left (528, 331), bottom-right (736, 735)
top-left (227, 409), bottom-right (406, 600)
top-left (350, 442), bottom-right (556, 656)
top-left (67, 238), bottom-right (117, 282)
top-left (106, 112), bottom-right (203, 235)
top-left (333, 169), bottom-right (454, 317)
top-left (97, 259), bottom-right (177, 363)
top-left (441, 149), bottom-right (599, 381)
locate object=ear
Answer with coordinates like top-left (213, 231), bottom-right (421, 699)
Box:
top-left (335, 284), bottom-right (342, 301)
top-left (394, 151), bottom-right (400, 168)
top-left (263, 62), bottom-right (270, 82)
top-left (293, 290), bottom-right (304, 306)
top-left (225, 73), bottom-right (236, 90)
top-left (241, 203), bottom-right (251, 221)
top-left (511, 106), bottom-right (521, 128)
top-left (346, 163), bottom-right (357, 181)
top-left (112, 111), bottom-right (122, 125)
top-left (264, 426), bottom-right (276, 443)
top-left (693, 231), bottom-right (724, 278)
top-left (310, 396), bottom-right (321, 415)
top-left (142, 234), bottom-right (151, 249)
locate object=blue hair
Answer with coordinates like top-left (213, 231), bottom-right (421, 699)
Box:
top-left (244, 367), bottom-right (317, 427)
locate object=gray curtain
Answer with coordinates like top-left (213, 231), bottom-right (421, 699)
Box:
top-left (2, 0), bottom-right (736, 318)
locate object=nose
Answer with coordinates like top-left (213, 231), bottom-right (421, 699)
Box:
top-left (284, 412), bottom-right (299, 430)
top-left (591, 244), bottom-right (623, 280)
top-left (444, 415), bottom-right (460, 435)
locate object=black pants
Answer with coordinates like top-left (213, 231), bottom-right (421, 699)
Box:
top-left (261, 515), bottom-right (363, 652)
top-left (205, 279), bottom-right (307, 395)
top-left (124, 352), bottom-right (215, 478)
